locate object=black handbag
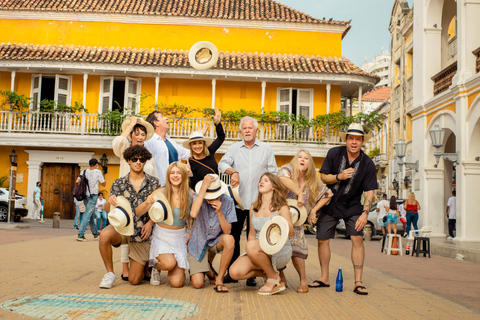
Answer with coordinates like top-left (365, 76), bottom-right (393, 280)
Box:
top-left (382, 216), bottom-right (387, 223)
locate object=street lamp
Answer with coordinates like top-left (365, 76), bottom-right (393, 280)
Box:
top-left (9, 149), bottom-right (17, 165)
top-left (100, 153), bottom-right (108, 174)
top-left (394, 139), bottom-right (418, 171)
top-left (7, 149), bottom-right (17, 224)
top-left (429, 125), bottom-right (458, 167)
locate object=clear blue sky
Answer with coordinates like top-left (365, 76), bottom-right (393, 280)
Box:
top-left (278, 0), bottom-right (408, 67)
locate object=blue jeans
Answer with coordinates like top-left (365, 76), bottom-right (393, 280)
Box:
top-left (406, 211), bottom-right (419, 236)
top-left (95, 210), bottom-right (108, 230)
top-left (74, 204), bottom-right (84, 229)
top-left (78, 195), bottom-right (98, 237)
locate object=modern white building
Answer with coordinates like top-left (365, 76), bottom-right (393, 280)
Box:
top-left (361, 49), bottom-right (391, 89)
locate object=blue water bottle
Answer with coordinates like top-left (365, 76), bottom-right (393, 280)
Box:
top-left (335, 267), bottom-right (343, 292)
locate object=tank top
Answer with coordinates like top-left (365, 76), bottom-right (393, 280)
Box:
top-left (405, 202), bottom-right (418, 213)
top-left (158, 189), bottom-right (191, 227)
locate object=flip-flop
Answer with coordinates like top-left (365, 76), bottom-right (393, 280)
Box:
top-left (214, 283), bottom-right (229, 293)
top-left (121, 275), bottom-right (129, 281)
top-left (308, 280), bottom-right (330, 288)
top-left (353, 285), bottom-right (368, 295)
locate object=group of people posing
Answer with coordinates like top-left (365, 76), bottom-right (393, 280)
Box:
top-left (77, 108), bottom-right (377, 296)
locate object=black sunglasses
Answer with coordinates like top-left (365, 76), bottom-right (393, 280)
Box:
top-left (130, 157), bottom-right (147, 163)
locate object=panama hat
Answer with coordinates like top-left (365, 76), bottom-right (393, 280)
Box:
top-left (225, 184), bottom-right (244, 210)
top-left (339, 123), bottom-right (371, 142)
top-left (286, 199), bottom-right (308, 227)
top-left (148, 192), bottom-right (174, 225)
top-left (121, 117), bottom-right (154, 141)
top-left (259, 216), bottom-right (290, 255)
top-left (189, 41), bottom-right (219, 71)
top-left (182, 131), bottom-right (213, 149)
top-left (195, 174), bottom-right (228, 200)
top-left (108, 196), bottom-right (134, 236)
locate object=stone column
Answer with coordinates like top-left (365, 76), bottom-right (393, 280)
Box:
top-left (423, 168), bottom-right (447, 238)
top-left (26, 161), bottom-right (43, 218)
top-left (459, 162), bottom-right (480, 241)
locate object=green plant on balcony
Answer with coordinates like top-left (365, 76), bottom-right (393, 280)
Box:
top-left (368, 148), bottom-right (380, 158)
top-left (0, 90), bottom-right (30, 111)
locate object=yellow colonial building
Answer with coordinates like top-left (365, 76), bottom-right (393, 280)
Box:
top-left (0, 0), bottom-right (378, 219)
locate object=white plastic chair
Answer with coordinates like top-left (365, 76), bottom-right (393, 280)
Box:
top-left (407, 226), bottom-right (432, 240)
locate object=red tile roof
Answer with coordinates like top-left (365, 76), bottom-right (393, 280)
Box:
top-left (0, 43), bottom-right (378, 80)
top-left (362, 86), bottom-right (391, 102)
top-left (0, 0), bottom-right (349, 26)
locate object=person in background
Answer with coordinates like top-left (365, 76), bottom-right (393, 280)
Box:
top-left (376, 193), bottom-right (389, 236)
top-left (399, 202), bottom-right (407, 236)
top-left (218, 116), bottom-right (278, 286)
top-left (32, 181), bottom-right (43, 220)
top-left (385, 195), bottom-right (400, 236)
top-left (405, 192), bottom-right (421, 237)
top-left (74, 197), bottom-right (85, 230)
top-left (277, 149), bottom-right (332, 293)
top-left (446, 190), bottom-right (456, 239)
top-left (95, 192), bottom-right (108, 231)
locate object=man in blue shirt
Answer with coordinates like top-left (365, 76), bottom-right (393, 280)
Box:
top-left (187, 174), bottom-right (237, 292)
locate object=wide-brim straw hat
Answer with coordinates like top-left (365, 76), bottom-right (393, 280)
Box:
top-left (121, 118), bottom-right (154, 141)
top-left (287, 199), bottom-right (308, 227)
top-left (148, 192), bottom-right (174, 225)
top-left (339, 123), bottom-right (371, 142)
top-left (259, 215), bottom-right (290, 255)
top-left (195, 174), bottom-right (228, 200)
top-left (108, 196), bottom-right (134, 236)
top-left (188, 41), bottom-right (219, 71)
top-left (225, 184), bottom-right (244, 210)
top-left (182, 131), bottom-right (213, 149)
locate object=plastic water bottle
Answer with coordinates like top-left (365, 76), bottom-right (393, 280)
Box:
top-left (335, 267), bottom-right (343, 292)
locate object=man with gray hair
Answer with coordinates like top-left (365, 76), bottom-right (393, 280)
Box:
top-left (218, 116), bottom-right (277, 285)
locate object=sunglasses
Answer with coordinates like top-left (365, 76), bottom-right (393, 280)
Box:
top-left (130, 157), bottom-right (147, 163)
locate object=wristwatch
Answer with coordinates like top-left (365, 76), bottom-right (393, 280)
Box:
top-left (362, 209), bottom-right (369, 214)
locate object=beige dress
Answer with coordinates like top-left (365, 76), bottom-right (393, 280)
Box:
top-left (112, 136), bottom-right (158, 178)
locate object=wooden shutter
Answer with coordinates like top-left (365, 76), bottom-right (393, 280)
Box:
top-left (99, 76), bottom-right (114, 114)
top-left (278, 88), bottom-right (292, 114)
top-left (297, 89), bottom-right (313, 120)
top-left (124, 77), bottom-right (140, 115)
top-left (31, 74), bottom-right (42, 111)
top-left (55, 75), bottom-right (72, 107)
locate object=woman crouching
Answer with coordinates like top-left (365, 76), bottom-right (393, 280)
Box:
top-left (229, 172), bottom-right (294, 295)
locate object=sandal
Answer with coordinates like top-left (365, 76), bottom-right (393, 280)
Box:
top-left (353, 281), bottom-right (368, 295)
top-left (206, 261), bottom-right (218, 284)
top-left (297, 284), bottom-right (308, 293)
top-left (257, 276), bottom-right (286, 296)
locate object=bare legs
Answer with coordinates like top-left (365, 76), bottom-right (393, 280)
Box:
top-left (98, 225), bottom-right (122, 274)
top-left (154, 253), bottom-right (185, 288)
top-left (308, 239), bottom-right (331, 286)
top-left (351, 235), bottom-right (367, 294)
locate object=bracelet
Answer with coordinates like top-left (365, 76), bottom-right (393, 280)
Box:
top-left (362, 209), bottom-right (369, 214)
top-left (231, 171), bottom-right (239, 175)
top-left (336, 174), bottom-right (340, 181)
top-left (127, 125), bottom-right (133, 130)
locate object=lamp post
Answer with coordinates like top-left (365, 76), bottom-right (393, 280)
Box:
top-left (100, 153), bottom-right (108, 174)
top-left (394, 139), bottom-right (418, 172)
top-left (7, 149), bottom-right (17, 224)
top-left (429, 125), bottom-right (458, 167)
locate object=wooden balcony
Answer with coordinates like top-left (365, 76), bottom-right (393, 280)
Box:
top-left (431, 62), bottom-right (457, 96)
top-left (0, 111), bottom-right (344, 148)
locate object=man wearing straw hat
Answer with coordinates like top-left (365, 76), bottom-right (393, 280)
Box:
top-left (218, 116), bottom-right (277, 286)
top-left (187, 174), bottom-right (236, 292)
top-left (98, 145), bottom-right (160, 289)
top-left (309, 123), bottom-right (377, 295)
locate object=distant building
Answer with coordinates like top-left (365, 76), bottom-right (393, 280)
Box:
top-left (361, 49), bottom-right (391, 89)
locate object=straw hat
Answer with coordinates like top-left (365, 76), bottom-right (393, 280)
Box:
top-left (148, 192), bottom-right (174, 225)
top-left (182, 131), bottom-right (213, 149)
top-left (287, 199), bottom-right (308, 227)
top-left (339, 123), bottom-right (371, 142)
top-left (195, 174), bottom-right (228, 200)
top-left (188, 41), bottom-right (219, 71)
top-left (108, 196), bottom-right (134, 236)
top-left (225, 184), bottom-right (244, 210)
top-left (259, 216), bottom-right (290, 255)
top-left (121, 118), bottom-right (154, 141)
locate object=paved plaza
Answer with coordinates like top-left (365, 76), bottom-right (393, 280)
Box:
top-left (0, 219), bottom-right (479, 319)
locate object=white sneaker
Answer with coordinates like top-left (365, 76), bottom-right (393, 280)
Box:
top-left (99, 272), bottom-right (116, 289)
top-left (447, 236), bottom-right (453, 240)
top-left (151, 268), bottom-right (161, 286)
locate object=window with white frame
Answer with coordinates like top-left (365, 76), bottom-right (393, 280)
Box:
top-left (30, 74), bottom-right (72, 111)
top-left (99, 77), bottom-right (141, 114)
top-left (277, 88), bottom-right (313, 120)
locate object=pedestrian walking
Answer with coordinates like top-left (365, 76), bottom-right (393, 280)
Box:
top-left (446, 190), bottom-right (456, 239)
top-left (405, 192), bottom-right (421, 237)
top-left (95, 192), bottom-right (108, 231)
top-left (32, 181), bottom-right (43, 220)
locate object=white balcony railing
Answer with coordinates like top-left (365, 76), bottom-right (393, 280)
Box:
top-left (0, 111), bottom-right (344, 145)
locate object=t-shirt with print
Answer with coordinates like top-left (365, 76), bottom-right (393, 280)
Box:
top-left (83, 168), bottom-right (105, 196)
top-left (320, 146), bottom-right (378, 219)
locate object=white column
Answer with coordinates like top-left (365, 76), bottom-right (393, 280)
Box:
top-left (260, 81), bottom-right (266, 113)
top-left (423, 168), bottom-right (447, 238)
top-left (460, 162), bottom-right (480, 241)
top-left (211, 79), bottom-right (216, 109)
top-left (155, 76), bottom-right (160, 108)
top-left (81, 73), bottom-right (88, 134)
top-left (326, 84), bottom-right (331, 114)
top-left (10, 71), bottom-right (15, 91)
top-left (25, 161), bottom-right (43, 218)
top-left (358, 86), bottom-right (363, 113)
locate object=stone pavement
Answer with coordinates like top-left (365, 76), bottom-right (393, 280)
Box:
top-left (0, 219), bottom-right (479, 319)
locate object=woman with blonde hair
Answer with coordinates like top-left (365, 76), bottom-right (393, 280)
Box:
top-left (229, 172), bottom-right (294, 296)
top-left (278, 149), bottom-right (333, 293)
top-left (138, 162), bottom-right (193, 287)
top-left (405, 192), bottom-right (421, 236)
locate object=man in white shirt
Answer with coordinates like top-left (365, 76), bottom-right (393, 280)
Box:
top-left (446, 190), bottom-right (456, 239)
top-left (144, 111), bottom-right (191, 186)
top-left (376, 193), bottom-right (389, 236)
top-left (76, 158), bottom-right (106, 242)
